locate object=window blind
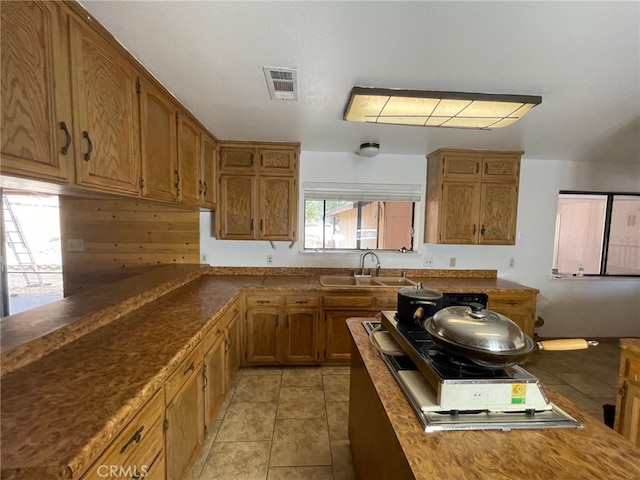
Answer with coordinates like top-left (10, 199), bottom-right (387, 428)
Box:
top-left (303, 182), bottom-right (422, 202)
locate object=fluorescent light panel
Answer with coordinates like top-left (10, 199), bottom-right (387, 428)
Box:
top-left (344, 87), bottom-right (541, 129)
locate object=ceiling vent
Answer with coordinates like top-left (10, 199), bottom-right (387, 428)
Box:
top-left (263, 67), bottom-right (298, 101)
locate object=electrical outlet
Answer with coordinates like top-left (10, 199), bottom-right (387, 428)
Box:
top-left (424, 257), bottom-right (433, 267)
top-left (509, 257), bottom-right (515, 268)
top-left (449, 257), bottom-right (456, 268)
top-left (267, 255), bottom-right (273, 265)
top-left (200, 253), bottom-right (208, 264)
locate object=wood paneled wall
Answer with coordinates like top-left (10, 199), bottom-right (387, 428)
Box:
top-left (59, 196), bottom-right (199, 296)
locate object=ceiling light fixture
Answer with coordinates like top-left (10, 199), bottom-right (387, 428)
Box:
top-left (344, 87), bottom-right (541, 129)
top-left (359, 142), bottom-right (380, 157)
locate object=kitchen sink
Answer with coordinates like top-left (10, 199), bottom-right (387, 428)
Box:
top-left (319, 275), bottom-right (416, 287)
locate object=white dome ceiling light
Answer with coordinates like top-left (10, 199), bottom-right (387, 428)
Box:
top-left (359, 142), bottom-right (380, 157)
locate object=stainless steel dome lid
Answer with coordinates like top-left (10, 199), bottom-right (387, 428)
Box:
top-left (426, 303), bottom-right (532, 353)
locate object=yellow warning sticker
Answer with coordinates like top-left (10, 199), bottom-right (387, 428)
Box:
top-left (511, 383), bottom-right (526, 404)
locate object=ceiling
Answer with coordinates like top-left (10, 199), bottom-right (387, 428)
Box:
top-left (79, 1), bottom-right (639, 164)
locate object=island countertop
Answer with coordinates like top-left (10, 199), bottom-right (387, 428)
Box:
top-left (346, 318), bottom-right (640, 480)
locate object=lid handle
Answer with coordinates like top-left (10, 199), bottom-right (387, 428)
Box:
top-left (468, 302), bottom-right (487, 319)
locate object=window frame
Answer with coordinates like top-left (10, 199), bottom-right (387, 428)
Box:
top-left (556, 190), bottom-right (640, 277)
top-left (302, 199), bottom-right (418, 253)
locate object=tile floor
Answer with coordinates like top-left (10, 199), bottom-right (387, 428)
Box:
top-left (189, 338), bottom-right (622, 480)
top-left (188, 366), bottom-right (356, 480)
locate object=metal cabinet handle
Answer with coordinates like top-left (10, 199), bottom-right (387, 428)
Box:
top-left (60, 122), bottom-right (71, 155)
top-left (120, 426), bottom-right (144, 454)
top-left (82, 131), bottom-right (92, 161)
top-left (183, 361), bottom-right (195, 376)
top-left (294, 300), bottom-right (308, 305)
top-left (256, 300), bottom-right (270, 304)
top-left (472, 224), bottom-right (477, 235)
top-left (202, 364), bottom-right (208, 389)
top-left (250, 219), bottom-right (254, 231)
top-left (481, 225), bottom-right (486, 235)
top-left (260, 219), bottom-right (264, 233)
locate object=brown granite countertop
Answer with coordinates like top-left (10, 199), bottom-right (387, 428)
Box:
top-left (0, 266), bottom-right (539, 479)
top-left (347, 318), bottom-right (640, 479)
top-left (0, 275), bottom-right (262, 479)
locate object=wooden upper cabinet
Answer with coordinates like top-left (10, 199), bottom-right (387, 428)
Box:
top-left (177, 111), bottom-right (201, 206)
top-left (439, 182), bottom-right (481, 244)
top-left (479, 183), bottom-right (519, 245)
top-left (69, 17), bottom-right (140, 195)
top-left (201, 134), bottom-right (217, 209)
top-left (219, 146), bottom-right (257, 173)
top-left (425, 149), bottom-right (522, 245)
top-left (139, 77), bottom-right (178, 201)
top-left (259, 176), bottom-right (297, 240)
top-left (482, 154), bottom-right (520, 181)
top-left (1, 1), bottom-right (74, 182)
top-left (259, 149), bottom-right (297, 174)
top-left (441, 154), bottom-right (481, 180)
top-left (219, 175), bottom-right (256, 239)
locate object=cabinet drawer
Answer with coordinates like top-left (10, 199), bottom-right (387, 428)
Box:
top-left (442, 154), bottom-right (481, 179)
top-left (165, 342), bottom-right (204, 403)
top-left (246, 295), bottom-right (282, 308)
top-left (204, 321), bottom-right (226, 353)
top-left (375, 296), bottom-right (397, 309)
top-left (323, 295), bottom-right (374, 309)
top-left (488, 294), bottom-right (535, 311)
top-left (482, 155), bottom-right (520, 181)
top-left (219, 146), bottom-right (257, 172)
top-left (285, 296), bottom-right (320, 308)
top-left (82, 390), bottom-right (163, 479)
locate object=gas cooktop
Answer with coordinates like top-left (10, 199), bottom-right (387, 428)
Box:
top-left (365, 314), bottom-right (583, 432)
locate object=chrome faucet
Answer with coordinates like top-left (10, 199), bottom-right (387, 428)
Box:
top-left (360, 251), bottom-right (381, 276)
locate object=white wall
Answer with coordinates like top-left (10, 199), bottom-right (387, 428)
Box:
top-left (201, 152), bottom-right (640, 338)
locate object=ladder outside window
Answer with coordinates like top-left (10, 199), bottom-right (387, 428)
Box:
top-left (2, 196), bottom-right (48, 287)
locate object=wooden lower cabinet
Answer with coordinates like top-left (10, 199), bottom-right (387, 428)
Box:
top-left (203, 327), bottom-right (226, 432)
top-left (81, 390), bottom-right (164, 479)
top-left (615, 341), bottom-right (640, 446)
top-left (164, 343), bottom-right (204, 480)
top-left (324, 310), bottom-right (374, 363)
top-left (245, 294), bottom-right (321, 364)
top-left (225, 306), bottom-right (242, 387)
top-left (487, 292), bottom-right (536, 338)
top-left (283, 296), bottom-right (320, 363)
top-left (245, 295), bottom-right (281, 363)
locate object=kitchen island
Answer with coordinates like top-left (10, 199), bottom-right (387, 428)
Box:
top-left (347, 318), bottom-right (640, 480)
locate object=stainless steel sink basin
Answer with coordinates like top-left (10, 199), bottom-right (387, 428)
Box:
top-left (319, 275), bottom-right (416, 287)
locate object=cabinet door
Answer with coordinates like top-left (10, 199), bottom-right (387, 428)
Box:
top-left (283, 298), bottom-right (320, 363)
top-left (479, 183), bottom-right (518, 245)
top-left (69, 18), bottom-right (140, 194)
top-left (482, 155), bottom-right (520, 182)
top-left (324, 310), bottom-right (372, 362)
top-left (259, 149), bottom-right (296, 174)
top-left (1, 1), bottom-right (73, 182)
top-left (219, 175), bottom-right (256, 239)
top-left (139, 77), bottom-right (177, 202)
top-left (219, 146), bottom-right (256, 173)
top-left (204, 333), bottom-right (226, 431)
top-left (441, 154), bottom-right (481, 180)
top-left (620, 381), bottom-right (640, 447)
top-left (177, 113), bottom-right (201, 206)
top-left (201, 134), bottom-right (217, 209)
top-left (165, 364), bottom-right (204, 480)
top-left (258, 176), bottom-right (296, 240)
top-left (439, 182), bottom-right (481, 244)
top-left (246, 307), bottom-right (280, 363)
top-left (226, 311), bottom-right (241, 385)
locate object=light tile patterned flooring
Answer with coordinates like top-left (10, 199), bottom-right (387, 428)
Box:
top-left (189, 339), bottom-right (622, 480)
top-left (188, 366), bottom-right (356, 480)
